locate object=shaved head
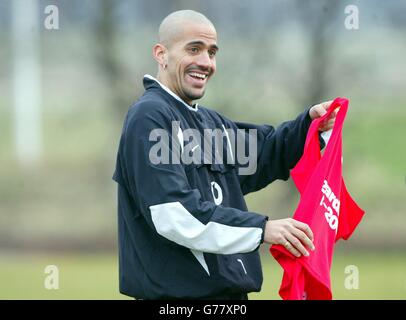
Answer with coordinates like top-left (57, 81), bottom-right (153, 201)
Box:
top-left (153, 10), bottom-right (217, 105)
top-left (158, 10), bottom-right (215, 48)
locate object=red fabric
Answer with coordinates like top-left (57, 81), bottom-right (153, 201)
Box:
top-left (270, 97), bottom-right (365, 300)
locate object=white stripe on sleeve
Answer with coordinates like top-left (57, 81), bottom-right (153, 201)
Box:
top-left (190, 249), bottom-right (210, 275)
top-left (149, 201), bottom-right (262, 255)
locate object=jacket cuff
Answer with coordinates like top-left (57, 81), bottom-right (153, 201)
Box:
top-left (305, 106), bottom-right (325, 150)
top-left (318, 132), bottom-right (326, 149)
top-left (303, 106), bottom-right (313, 130)
top-left (259, 215), bottom-right (269, 245)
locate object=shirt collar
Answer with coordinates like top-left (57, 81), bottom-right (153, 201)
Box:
top-left (143, 74), bottom-right (199, 112)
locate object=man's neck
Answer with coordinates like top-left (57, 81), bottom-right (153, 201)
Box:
top-left (156, 74), bottom-right (194, 106)
top-left (146, 74), bottom-right (198, 112)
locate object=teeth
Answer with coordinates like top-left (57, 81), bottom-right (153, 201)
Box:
top-left (189, 72), bottom-right (206, 79)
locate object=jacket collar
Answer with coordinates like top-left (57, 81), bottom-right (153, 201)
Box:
top-left (143, 74), bottom-right (199, 112)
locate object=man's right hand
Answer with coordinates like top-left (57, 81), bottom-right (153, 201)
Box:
top-left (264, 218), bottom-right (315, 257)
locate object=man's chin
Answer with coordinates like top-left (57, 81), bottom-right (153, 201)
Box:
top-left (185, 89), bottom-right (205, 102)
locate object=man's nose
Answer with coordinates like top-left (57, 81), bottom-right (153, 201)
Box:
top-left (195, 51), bottom-right (213, 69)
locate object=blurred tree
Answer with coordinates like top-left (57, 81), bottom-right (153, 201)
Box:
top-left (93, 0), bottom-right (134, 120)
top-left (139, 0), bottom-right (193, 20)
top-left (277, 0), bottom-right (341, 210)
top-left (295, 0), bottom-right (341, 108)
top-left (12, 0), bottom-right (42, 166)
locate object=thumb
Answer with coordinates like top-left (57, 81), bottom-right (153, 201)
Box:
top-left (318, 106), bottom-right (327, 116)
top-left (322, 100), bottom-right (333, 111)
top-left (310, 104), bottom-right (327, 120)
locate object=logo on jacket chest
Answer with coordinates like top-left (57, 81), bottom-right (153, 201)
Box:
top-left (211, 181), bottom-right (223, 205)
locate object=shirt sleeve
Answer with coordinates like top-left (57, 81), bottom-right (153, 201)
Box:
top-left (223, 108), bottom-right (313, 195)
top-left (119, 101), bottom-right (268, 254)
top-left (336, 180), bottom-right (365, 241)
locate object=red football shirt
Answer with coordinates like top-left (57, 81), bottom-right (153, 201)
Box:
top-left (270, 97), bottom-right (365, 300)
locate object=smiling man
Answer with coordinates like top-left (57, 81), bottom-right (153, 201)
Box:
top-left (154, 10), bottom-right (217, 103)
top-left (113, 10), bottom-right (336, 300)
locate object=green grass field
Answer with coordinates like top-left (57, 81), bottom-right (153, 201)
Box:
top-left (0, 251), bottom-right (405, 300)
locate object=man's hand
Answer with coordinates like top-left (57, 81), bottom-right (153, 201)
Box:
top-left (309, 100), bottom-right (337, 132)
top-left (264, 218), bottom-right (315, 257)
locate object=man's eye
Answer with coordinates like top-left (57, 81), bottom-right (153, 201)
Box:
top-left (190, 47), bottom-right (199, 53)
top-left (209, 50), bottom-right (217, 58)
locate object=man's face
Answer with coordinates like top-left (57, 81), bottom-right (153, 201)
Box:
top-left (165, 23), bottom-right (218, 104)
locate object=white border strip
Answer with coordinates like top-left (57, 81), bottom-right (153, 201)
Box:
top-left (144, 74), bottom-right (199, 112)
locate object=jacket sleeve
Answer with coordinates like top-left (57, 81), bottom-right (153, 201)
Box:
top-left (223, 108), bottom-right (313, 195)
top-left (121, 101), bottom-right (268, 254)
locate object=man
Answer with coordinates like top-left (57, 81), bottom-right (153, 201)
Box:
top-left (113, 10), bottom-right (336, 300)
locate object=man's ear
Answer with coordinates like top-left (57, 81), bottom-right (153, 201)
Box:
top-left (153, 43), bottom-right (168, 69)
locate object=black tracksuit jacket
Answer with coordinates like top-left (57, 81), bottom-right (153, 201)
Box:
top-left (113, 75), bottom-right (313, 299)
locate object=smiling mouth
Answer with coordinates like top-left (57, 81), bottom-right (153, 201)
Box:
top-left (188, 72), bottom-right (208, 80)
top-left (186, 71), bottom-right (209, 87)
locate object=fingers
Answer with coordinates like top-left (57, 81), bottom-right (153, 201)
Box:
top-left (284, 220), bottom-right (315, 257)
top-left (325, 118), bottom-right (335, 130)
top-left (319, 118), bottom-right (335, 131)
top-left (316, 105), bottom-right (327, 117)
top-left (290, 226), bottom-right (315, 252)
top-left (291, 219), bottom-right (314, 242)
top-left (265, 219), bottom-right (315, 258)
top-left (309, 100), bottom-right (334, 120)
top-left (328, 109), bottom-right (338, 120)
top-left (282, 237), bottom-right (302, 258)
top-left (321, 100), bottom-right (333, 110)
top-left (284, 233), bottom-right (310, 257)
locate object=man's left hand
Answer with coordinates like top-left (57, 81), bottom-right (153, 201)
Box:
top-left (309, 100), bottom-right (337, 132)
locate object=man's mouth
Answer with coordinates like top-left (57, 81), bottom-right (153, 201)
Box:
top-left (188, 72), bottom-right (208, 80)
top-left (186, 71), bottom-right (208, 87)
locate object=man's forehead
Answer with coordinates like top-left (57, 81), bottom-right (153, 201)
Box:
top-left (174, 23), bottom-right (217, 47)
top-left (159, 15), bottom-right (217, 48)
